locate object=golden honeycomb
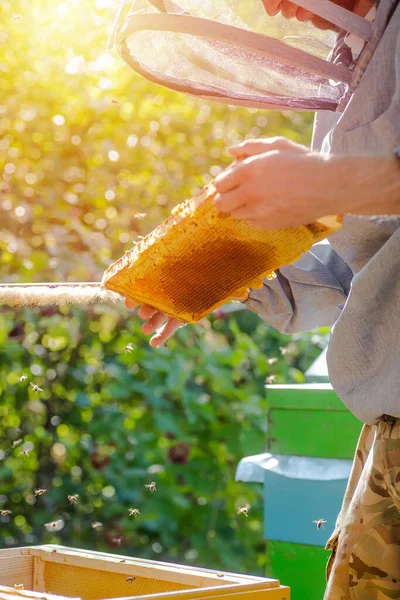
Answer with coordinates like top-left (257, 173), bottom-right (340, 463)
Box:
top-left (102, 185), bottom-right (340, 323)
top-left (41, 561), bottom-right (195, 600)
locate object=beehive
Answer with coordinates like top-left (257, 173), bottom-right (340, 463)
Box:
top-left (0, 546), bottom-right (289, 600)
top-left (103, 185), bottom-right (340, 323)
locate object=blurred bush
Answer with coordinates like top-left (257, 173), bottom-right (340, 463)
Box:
top-left (0, 0), bottom-right (326, 576)
top-left (0, 305), bottom-right (328, 572)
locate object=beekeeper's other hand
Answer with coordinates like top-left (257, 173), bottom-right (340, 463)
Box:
top-left (124, 298), bottom-right (184, 347)
top-left (124, 294), bottom-right (248, 346)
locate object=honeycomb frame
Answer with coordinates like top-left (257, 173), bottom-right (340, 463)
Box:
top-left (102, 185), bottom-right (341, 323)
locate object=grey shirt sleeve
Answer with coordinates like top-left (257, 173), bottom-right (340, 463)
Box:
top-left (245, 242), bottom-right (353, 334)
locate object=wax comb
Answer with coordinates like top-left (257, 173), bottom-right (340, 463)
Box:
top-left (102, 184), bottom-right (341, 323)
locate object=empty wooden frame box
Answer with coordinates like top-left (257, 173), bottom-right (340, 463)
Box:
top-left (0, 546), bottom-right (289, 600)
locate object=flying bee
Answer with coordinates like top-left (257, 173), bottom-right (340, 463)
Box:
top-left (128, 508), bottom-right (140, 517)
top-left (111, 99), bottom-right (119, 104)
top-left (30, 383), bottom-right (43, 393)
top-left (217, 574), bottom-right (224, 578)
top-left (266, 375), bottom-right (276, 384)
top-left (19, 375), bottom-right (27, 382)
top-left (12, 439), bottom-right (23, 448)
top-left (133, 213), bottom-right (147, 220)
top-left (267, 358), bottom-right (278, 366)
top-left (126, 577), bottom-right (136, 584)
top-left (1, 510), bottom-right (12, 516)
top-left (113, 536), bottom-right (123, 546)
top-left (14, 584), bottom-right (24, 590)
top-left (44, 519), bottom-right (64, 532)
top-left (12, 13), bottom-right (22, 22)
top-left (68, 494), bottom-right (79, 504)
top-left (19, 450), bottom-right (30, 457)
top-left (237, 504), bottom-right (250, 517)
top-left (92, 521), bottom-right (103, 531)
top-left (279, 346), bottom-right (288, 356)
top-left (34, 488), bottom-right (47, 497)
top-left (313, 519), bottom-right (327, 530)
top-left (124, 344), bottom-right (134, 353)
top-left (144, 482), bottom-right (156, 493)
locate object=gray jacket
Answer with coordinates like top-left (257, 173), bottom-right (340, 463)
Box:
top-left (246, 3), bottom-right (400, 425)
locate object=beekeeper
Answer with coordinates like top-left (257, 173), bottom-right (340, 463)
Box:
top-left (118, 1), bottom-right (400, 597)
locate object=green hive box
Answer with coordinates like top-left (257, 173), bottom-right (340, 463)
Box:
top-left (266, 541), bottom-right (328, 600)
top-left (266, 384), bottom-right (361, 459)
top-left (236, 348), bottom-right (362, 600)
top-left (263, 383), bottom-right (361, 600)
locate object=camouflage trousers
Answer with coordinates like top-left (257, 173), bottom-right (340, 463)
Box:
top-left (324, 415), bottom-right (400, 600)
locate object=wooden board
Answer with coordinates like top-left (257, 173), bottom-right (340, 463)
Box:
top-left (0, 547), bottom-right (289, 600)
top-left (30, 547), bottom-right (267, 588)
top-left (0, 584), bottom-right (79, 600)
top-left (0, 549), bottom-right (33, 591)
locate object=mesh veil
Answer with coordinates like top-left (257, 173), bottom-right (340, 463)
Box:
top-left (109, 0), bottom-right (380, 111)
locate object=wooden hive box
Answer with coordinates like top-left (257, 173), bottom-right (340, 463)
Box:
top-left (0, 546), bottom-right (289, 600)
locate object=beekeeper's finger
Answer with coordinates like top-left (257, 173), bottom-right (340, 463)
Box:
top-left (138, 304), bottom-right (159, 320)
top-left (261, 0), bottom-right (281, 17)
top-left (230, 205), bottom-right (263, 221)
top-left (214, 188), bottom-right (247, 214)
top-left (124, 297), bottom-right (140, 309)
top-left (228, 140), bottom-right (270, 159)
top-left (213, 162), bottom-right (247, 194)
top-left (228, 137), bottom-right (308, 159)
top-left (150, 318), bottom-right (184, 348)
top-left (141, 311), bottom-right (169, 335)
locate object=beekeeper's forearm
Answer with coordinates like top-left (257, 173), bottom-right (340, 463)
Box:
top-left (327, 155), bottom-right (400, 217)
top-left (244, 242), bottom-right (353, 334)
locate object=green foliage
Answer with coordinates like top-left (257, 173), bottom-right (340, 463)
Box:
top-left (0, 0), bottom-right (326, 576)
top-left (0, 0), bottom-right (314, 283)
top-left (0, 305), bottom-right (327, 572)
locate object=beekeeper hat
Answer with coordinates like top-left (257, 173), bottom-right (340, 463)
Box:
top-left (109, 0), bottom-right (395, 113)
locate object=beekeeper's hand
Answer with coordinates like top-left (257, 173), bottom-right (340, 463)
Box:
top-left (124, 293), bottom-right (247, 346)
top-left (228, 136), bottom-right (309, 160)
top-left (123, 138), bottom-right (307, 346)
top-left (214, 144), bottom-right (331, 229)
top-left (124, 298), bottom-right (184, 347)
top-left (214, 142), bottom-right (399, 229)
